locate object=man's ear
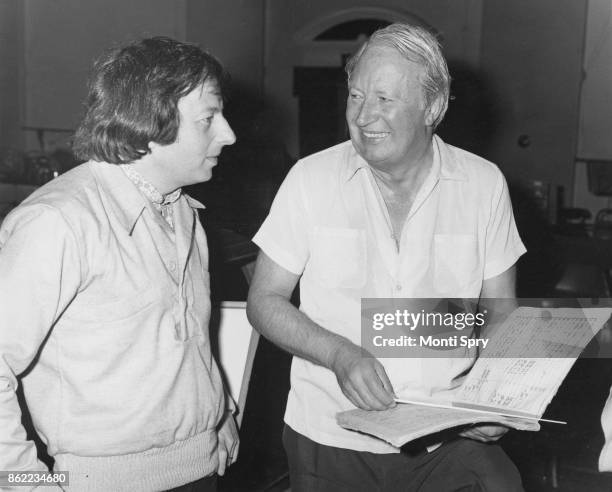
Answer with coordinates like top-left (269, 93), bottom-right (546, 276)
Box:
top-left (146, 140), bottom-right (166, 159)
top-left (425, 95), bottom-right (447, 127)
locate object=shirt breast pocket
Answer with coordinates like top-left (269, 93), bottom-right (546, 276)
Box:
top-left (308, 227), bottom-right (366, 289)
top-left (433, 234), bottom-right (480, 294)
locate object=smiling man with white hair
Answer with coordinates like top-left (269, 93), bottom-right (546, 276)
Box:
top-left (247, 23), bottom-right (526, 491)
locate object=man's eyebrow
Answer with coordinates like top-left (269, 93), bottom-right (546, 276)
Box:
top-left (205, 85), bottom-right (222, 98)
top-left (199, 103), bottom-right (223, 115)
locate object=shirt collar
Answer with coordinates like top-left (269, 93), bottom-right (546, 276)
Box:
top-left (184, 194), bottom-right (206, 210)
top-left (343, 143), bottom-right (371, 182)
top-left (433, 135), bottom-right (468, 182)
top-left (343, 135), bottom-right (468, 183)
top-left (119, 164), bottom-right (182, 206)
top-left (89, 162), bottom-right (204, 234)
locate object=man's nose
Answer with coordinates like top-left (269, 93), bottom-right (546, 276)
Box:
top-left (355, 99), bottom-right (378, 127)
top-left (218, 115), bottom-right (236, 146)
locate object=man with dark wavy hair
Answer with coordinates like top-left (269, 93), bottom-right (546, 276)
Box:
top-left (0, 37), bottom-right (237, 491)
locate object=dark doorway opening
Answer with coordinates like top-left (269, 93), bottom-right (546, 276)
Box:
top-left (293, 67), bottom-right (348, 158)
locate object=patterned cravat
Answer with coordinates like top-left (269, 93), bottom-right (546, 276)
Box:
top-left (120, 164), bottom-right (181, 229)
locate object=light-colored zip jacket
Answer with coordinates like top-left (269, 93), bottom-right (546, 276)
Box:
top-left (0, 161), bottom-right (226, 491)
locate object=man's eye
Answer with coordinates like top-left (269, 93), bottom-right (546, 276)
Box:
top-left (349, 92), bottom-right (362, 100)
top-left (379, 96), bottom-right (391, 102)
top-left (200, 116), bottom-right (214, 125)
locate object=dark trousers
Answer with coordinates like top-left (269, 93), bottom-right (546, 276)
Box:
top-left (283, 425), bottom-right (523, 492)
top-left (165, 475), bottom-right (217, 492)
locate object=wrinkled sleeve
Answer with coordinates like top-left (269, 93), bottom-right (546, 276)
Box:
top-left (0, 204), bottom-right (81, 472)
top-left (252, 162), bottom-right (310, 275)
top-left (483, 172), bottom-right (526, 279)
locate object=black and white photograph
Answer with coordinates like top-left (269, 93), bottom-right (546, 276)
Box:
top-left (1, 1), bottom-right (612, 491)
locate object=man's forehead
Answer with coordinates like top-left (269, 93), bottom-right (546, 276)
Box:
top-left (202, 79), bottom-right (221, 95)
top-left (179, 82), bottom-right (223, 113)
top-left (349, 47), bottom-right (424, 87)
top-left (195, 80), bottom-right (222, 100)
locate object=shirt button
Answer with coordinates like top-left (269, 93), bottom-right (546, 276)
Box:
top-left (169, 261), bottom-right (176, 271)
top-left (396, 284), bottom-right (402, 291)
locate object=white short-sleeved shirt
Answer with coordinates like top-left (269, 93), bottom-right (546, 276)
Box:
top-left (253, 136), bottom-right (526, 453)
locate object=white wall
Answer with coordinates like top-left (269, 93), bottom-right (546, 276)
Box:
top-left (577, 0), bottom-right (612, 160)
top-left (18, 0), bottom-right (264, 152)
top-left (569, 0), bottom-right (612, 215)
top-left (23, 0), bottom-right (186, 150)
top-left (479, 0), bottom-right (587, 208)
top-left (186, 0), bottom-right (264, 97)
top-left (0, 0), bottom-right (23, 151)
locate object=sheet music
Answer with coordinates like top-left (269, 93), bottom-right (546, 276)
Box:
top-left (339, 307), bottom-right (612, 447)
top-left (483, 307), bottom-right (611, 358)
top-left (337, 402), bottom-right (539, 448)
top-left (454, 307), bottom-right (612, 416)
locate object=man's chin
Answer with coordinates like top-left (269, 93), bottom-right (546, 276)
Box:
top-left (354, 146), bottom-right (388, 166)
top-left (189, 169), bottom-right (213, 185)
top-left (199, 162), bottom-right (215, 181)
